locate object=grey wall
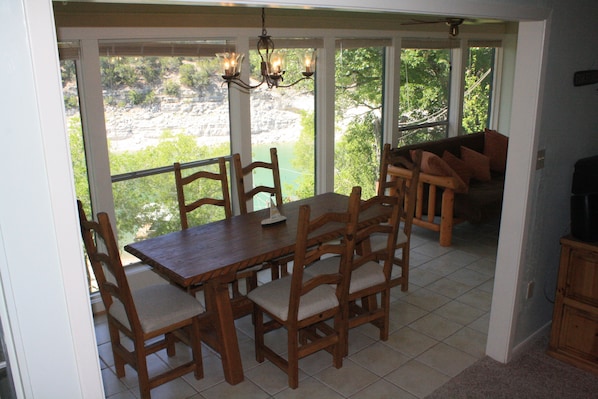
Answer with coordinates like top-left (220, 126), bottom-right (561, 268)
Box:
top-left (514, 0), bottom-right (598, 344)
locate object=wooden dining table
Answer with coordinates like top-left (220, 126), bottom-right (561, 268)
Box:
top-left (124, 192), bottom-right (389, 385)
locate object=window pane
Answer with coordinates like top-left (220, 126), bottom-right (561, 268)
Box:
top-left (334, 45), bottom-right (385, 199)
top-left (463, 47), bottom-right (496, 133)
top-left (61, 58), bottom-right (97, 294)
top-left (398, 48), bottom-right (450, 146)
top-left (100, 50), bottom-right (231, 261)
top-left (249, 47), bottom-right (315, 209)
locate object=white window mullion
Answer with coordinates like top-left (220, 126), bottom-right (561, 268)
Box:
top-left (77, 39), bottom-right (117, 226)
top-left (228, 36), bottom-right (251, 213)
top-left (448, 40), bottom-right (467, 137)
top-left (383, 35), bottom-right (401, 147)
top-left (315, 36), bottom-right (336, 194)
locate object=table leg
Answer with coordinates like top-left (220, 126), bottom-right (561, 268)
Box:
top-left (204, 278), bottom-right (244, 384)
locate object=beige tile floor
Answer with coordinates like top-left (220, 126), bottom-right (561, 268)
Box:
top-left (95, 219), bottom-right (499, 399)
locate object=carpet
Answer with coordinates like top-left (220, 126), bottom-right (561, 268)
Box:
top-left (426, 333), bottom-right (598, 398)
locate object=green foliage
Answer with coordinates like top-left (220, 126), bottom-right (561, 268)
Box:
top-left (179, 62), bottom-right (210, 88)
top-left (108, 132), bottom-right (230, 239)
top-left (334, 113), bottom-right (381, 199)
top-left (64, 94), bottom-right (79, 110)
top-left (400, 49), bottom-right (450, 126)
top-left (462, 47), bottom-right (495, 133)
top-left (101, 57), bottom-right (138, 89)
top-left (290, 110), bottom-right (315, 199)
top-left (60, 60), bottom-right (76, 85)
top-left (137, 56), bottom-right (163, 85)
top-left (164, 80), bottom-right (181, 97)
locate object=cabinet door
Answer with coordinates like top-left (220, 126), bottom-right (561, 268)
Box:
top-left (567, 248), bottom-right (598, 307)
top-left (560, 305), bottom-right (598, 362)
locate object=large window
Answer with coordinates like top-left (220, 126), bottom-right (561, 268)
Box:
top-left (334, 42), bottom-right (385, 199)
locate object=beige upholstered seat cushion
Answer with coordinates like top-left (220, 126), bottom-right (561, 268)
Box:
top-left (247, 275), bottom-right (338, 321)
top-left (304, 256), bottom-right (385, 294)
top-left (369, 230), bottom-right (408, 253)
top-left (109, 284), bottom-right (204, 333)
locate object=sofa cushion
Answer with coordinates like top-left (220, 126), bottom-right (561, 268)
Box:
top-left (460, 146), bottom-right (491, 182)
top-left (442, 150), bottom-right (473, 186)
top-left (484, 128), bottom-right (509, 172)
top-left (416, 150), bottom-right (468, 193)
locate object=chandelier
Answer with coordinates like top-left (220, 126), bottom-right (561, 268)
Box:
top-left (216, 8), bottom-right (316, 90)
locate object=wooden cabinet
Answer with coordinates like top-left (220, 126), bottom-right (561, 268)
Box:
top-left (548, 236), bottom-right (598, 374)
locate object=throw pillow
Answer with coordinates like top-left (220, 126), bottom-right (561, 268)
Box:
top-left (416, 150), bottom-right (468, 193)
top-left (484, 128), bottom-right (509, 172)
top-left (442, 150), bottom-right (473, 186)
top-left (460, 146), bottom-right (491, 182)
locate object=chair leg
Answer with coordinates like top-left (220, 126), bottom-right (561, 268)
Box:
top-left (165, 332), bottom-right (176, 357)
top-left (287, 327), bottom-right (299, 389)
top-left (253, 308), bottom-right (265, 363)
top-left (108, 324), bottom-right (126, 378)
top-left (380, 289), bottom-right (391, 341)
top-left (190, 318), bottom-right (204, 380)
top-left (333, 312), bottom-right (345, 368)
top-left (135, 343), bottom-right (151, 399)
top-left (401, 246), bottom-right (409, 291)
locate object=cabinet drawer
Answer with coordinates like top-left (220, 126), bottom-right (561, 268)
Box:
top-left (567, 248), bottom-right (598, 306)
top-left (559, 305), bottom-right (598, 361)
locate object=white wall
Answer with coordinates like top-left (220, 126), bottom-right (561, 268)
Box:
top-left (1, 0), bottom-right (104, 396)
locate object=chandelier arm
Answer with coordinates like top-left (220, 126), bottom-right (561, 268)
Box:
top-left (224, 76), bottom-right (266, 90)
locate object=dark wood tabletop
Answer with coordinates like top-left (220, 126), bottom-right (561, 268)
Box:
top-left (125, 192), bottom-right (376, 287)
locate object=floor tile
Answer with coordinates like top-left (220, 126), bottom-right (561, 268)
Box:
top-left (200, 379), bottom-right (269, 399)
top-left (350, 379), bottom-right (417, 399)
top-left (245, 361), bottom-right (308, 395)
top-left (384, 326), bottom-right (438, 358)
top-left (433, 300), bottom-right (486, 326)
top-left (416, 342), bottom-right (478, 377)
top-left (384, 359), bottom-right (450, 398)
top-left (456, 288), bottom-right (493, 311)
top-left (314, 360), bottom-right (379, 397)
top-left (273, 376), bottom-right (344, 399)
top-left (443, 327), bottom-right (488, 358)
top-left (349, 342), bottom-right (410, 377)
top-left (408, 313), bottom-right (463, 341)
top-left (424, 277), bottom-right (474, 299)
top-left (403, 287), bottom-right (452, 312)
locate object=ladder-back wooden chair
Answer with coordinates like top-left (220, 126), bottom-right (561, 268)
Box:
top-left (304, 184), bottom-right (404, 353)
top-left (233, 148), bottom-right (288, 280)
top-left (374, 144), bottom-right (422, 291)
top-left (174, 158), bottom-right (254, 316)
top-left (77, 200), bottom-right (204, 399)
top-left (247, 186), bottom-right (362, 388)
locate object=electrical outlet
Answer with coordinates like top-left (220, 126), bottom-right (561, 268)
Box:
top-left (526, 281), bottom-right (535, 299)
top-left (536, 149), bottom-right (545, 170)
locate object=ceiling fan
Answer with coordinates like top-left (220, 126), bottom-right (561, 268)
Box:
top-left (401, 17), bottom-right (466, 37)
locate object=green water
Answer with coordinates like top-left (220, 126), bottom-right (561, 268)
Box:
top-left (251, 142), bottom-right (310, 208)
